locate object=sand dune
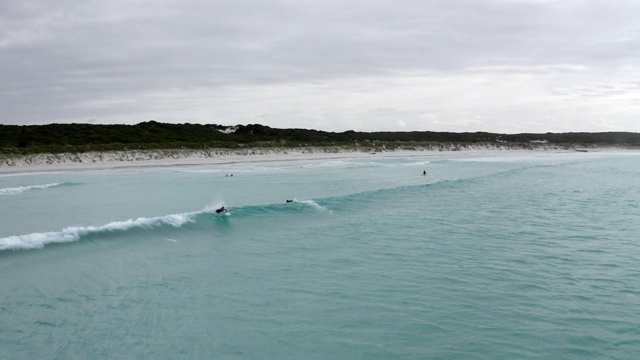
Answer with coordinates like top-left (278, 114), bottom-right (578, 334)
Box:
top-left (0, 142), bottom-right (601, 174)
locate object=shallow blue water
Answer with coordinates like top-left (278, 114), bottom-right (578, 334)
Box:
top-left (1, 152), bottom-right (640, 359)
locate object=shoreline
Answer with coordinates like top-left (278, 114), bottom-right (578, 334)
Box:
top-left (0, 144), bottom-right (634, 175)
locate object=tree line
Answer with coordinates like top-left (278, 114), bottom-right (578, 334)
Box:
top-left (1, 121), bottom-right (639, 154)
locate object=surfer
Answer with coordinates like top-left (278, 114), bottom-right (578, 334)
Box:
top-left (423, 170), bottom-right (427, 175)
top-left (286, 199), bottom-right (293, 203)
top-left (215, 206), bottom-right (227, 213)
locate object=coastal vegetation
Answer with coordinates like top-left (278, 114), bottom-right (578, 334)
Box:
top-left (1, 121), bottom-right (639, 155)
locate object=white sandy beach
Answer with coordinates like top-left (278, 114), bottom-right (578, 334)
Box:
top-left (0, 143), bottom-right (622, 175)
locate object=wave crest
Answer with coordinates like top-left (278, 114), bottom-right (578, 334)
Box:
top-left (0, 182), bottom-right (76, 195)
top-left (0, 209), bottom-right (206, 251)
top-left (0, 199), bottom-right (332, 252)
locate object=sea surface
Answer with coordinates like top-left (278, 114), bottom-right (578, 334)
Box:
top-left (1, 151), bottom-right (640, 359)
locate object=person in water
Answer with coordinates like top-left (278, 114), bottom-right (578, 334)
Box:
top-left (423, 170), bottom-right (427, 175)
top-left (216, 206), bottom-right (226, 213)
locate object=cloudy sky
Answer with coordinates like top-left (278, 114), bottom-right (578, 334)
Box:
top-left (2, 0), bottom-right (639, 133)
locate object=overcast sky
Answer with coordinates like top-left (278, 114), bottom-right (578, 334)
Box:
top-left (2, 0), bottom-right (639, 133)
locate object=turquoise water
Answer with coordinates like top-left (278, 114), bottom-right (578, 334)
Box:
top-left (1, 152), bottom-right (640, 359)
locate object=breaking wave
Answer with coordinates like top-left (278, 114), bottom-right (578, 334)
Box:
top-left (0, 200), bottom-right (331, 252)
top-left (0, 182), bottom-right (77, 195)
top-left (0, 207), bottom-right (215, 251)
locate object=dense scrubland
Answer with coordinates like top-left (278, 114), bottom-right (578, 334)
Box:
top-left (1, 121), bottom-right (639, 155)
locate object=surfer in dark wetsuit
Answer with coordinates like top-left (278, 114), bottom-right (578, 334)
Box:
top-left (215, 206), bottom-right (226, 213)
top-left (286, 199), bottom-right (293, 203)
top-left (423, 170), bottom-right (427, 175)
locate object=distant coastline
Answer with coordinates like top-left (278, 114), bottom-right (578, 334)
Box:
top-left (1, 142), bottom-right (633, 174)
top-left (2, 122), bottom-right (639, 173)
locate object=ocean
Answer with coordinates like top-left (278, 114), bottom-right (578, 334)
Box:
top-left (1, 151), bottom-right (639, 359)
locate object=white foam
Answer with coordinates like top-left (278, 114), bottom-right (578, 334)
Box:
top-left (174, 163), bottom-right (289, 174)
top-left (0, 182), bottom-right (63, 195)
top-left (297, 199), bottom-right (331, 212)
top-left (393, 160), bottom-right (431, 167)
top-left (300, 160), bottom-right (352, 169)
top-left (0, 209), bottom-right (206, 251)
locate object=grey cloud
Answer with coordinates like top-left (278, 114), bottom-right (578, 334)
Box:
top-left (1, 0), bottom-right (639, 131)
